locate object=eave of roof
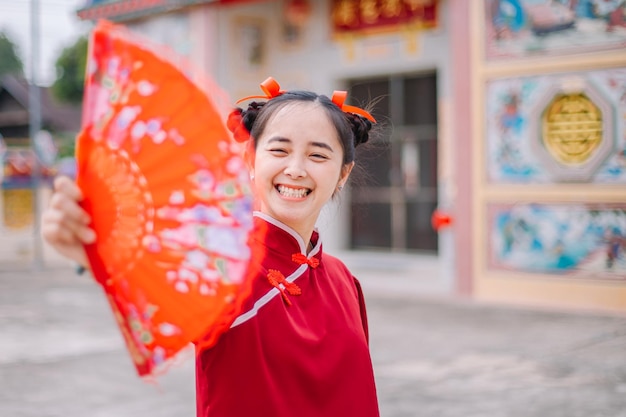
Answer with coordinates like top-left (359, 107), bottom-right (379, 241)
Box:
top-left (0, 75), bottom-right (82, 133)
top-left (76, 0), bottom-right (219, 22)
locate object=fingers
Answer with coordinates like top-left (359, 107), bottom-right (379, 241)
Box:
top-left (48, 186), bottom-right (91, 227)
top-left (53, 175), bottom-right (84, 202)
top-left (41, 205), bottom-right (95, 246)
top-left (41, 176), bottom-right (94, 268)
top-left (42, 176), bottom-right (96, 247)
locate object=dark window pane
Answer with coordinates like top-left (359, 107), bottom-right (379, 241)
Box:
top-left (355, 140), bottom-right (392, 187)
top-left (419, 138), bottom-right (438, 189)
top-left (348, 79), bottom-right (389, 122)
top-left (351, 202), bottom-right (392, 249)
top-left (349, 79), bottom-right (392, 188)
top-left (404, 74), bottom-right (438, 125)
top-left (406, 201), bottom-right (438, 251)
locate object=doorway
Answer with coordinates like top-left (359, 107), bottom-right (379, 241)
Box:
top-left (347, 73), bottom-right (439, 252)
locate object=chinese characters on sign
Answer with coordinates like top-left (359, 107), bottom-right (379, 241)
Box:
top-left (331, 0), bottom-right (438, 34)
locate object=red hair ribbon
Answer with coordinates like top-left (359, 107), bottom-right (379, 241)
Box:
top-left (236, 77), bottom-right (377, 123)
top-left (331, 90), bottom-right (376, 123)
top-left (236, 77), bottom-right (285, 104)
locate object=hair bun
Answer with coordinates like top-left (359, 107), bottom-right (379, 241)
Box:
top-left (227, 101), bottom-right (266, 143)
top-left (347, 113), bottom-right (372, 147)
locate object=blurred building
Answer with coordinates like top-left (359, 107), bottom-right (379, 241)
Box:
top-left (75, 0), bottom-right (626, 313)
top-left (0, 75), bottom-right (81, 262)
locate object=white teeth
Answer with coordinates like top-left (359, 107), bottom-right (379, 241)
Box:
top-left (277, 185), bottom-right (309, 198)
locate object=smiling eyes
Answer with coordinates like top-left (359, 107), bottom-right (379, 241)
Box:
top-left (268, 148), bottom-right (331, 161)
top-left (311, 153), bottom-right (330, 161)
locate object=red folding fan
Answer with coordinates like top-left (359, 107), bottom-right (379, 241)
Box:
top-left (76, 20), bottom-right (259, 378)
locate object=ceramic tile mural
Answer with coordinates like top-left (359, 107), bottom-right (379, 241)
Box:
top-left (486, 68), bottom-right (626, 183)
top-left (489, 203), bottom-right (626, 278)
top-left (485, 0), bottom-right (626, 59)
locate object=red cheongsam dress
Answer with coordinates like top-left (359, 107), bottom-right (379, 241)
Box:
top-left (195, 212), bottom-right (380, 417)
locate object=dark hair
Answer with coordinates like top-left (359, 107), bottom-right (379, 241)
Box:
top-left (227, 90), bottom-right (373, 165)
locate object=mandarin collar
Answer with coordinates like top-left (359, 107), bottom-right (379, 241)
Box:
top-left (253, 211), bottom-right (321, 258)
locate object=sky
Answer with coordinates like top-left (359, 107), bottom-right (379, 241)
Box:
top-left (0, 0), bottom-right (91, 86)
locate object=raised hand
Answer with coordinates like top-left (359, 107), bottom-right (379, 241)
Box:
top-left (41, 176), bottom-right (94, 269)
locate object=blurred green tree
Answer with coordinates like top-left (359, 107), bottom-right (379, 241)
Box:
top-left (51, 36), bottom-right (88, 104)
top-left (0, 31), bottom-right (25, 77)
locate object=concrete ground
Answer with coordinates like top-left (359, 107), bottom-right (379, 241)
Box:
top-left (1, 264), bottom-right (625, 417)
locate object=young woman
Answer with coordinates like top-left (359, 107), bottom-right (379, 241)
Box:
top-left (41, 78), bottom-right (380, 417)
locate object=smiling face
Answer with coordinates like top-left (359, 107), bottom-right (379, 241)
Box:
top-left (251, 101), bottom-right (353, 242)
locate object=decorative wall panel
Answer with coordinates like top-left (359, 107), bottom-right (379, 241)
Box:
top-left (486, 68), bottom-right (626, 183)
top-left (489, 203), bottom-right (626, 278)
top-left (485, 0), bottom-right (626, 59)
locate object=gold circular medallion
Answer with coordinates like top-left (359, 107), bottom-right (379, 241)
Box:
top-left (542, 93), bottom-right (603, 165)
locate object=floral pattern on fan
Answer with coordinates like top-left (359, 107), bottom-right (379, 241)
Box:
top-left (76, 20), bottom-right (257, 377)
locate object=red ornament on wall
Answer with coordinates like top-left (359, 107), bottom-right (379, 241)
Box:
top-left (431, 209), bottom-right (452, 231)
top-left (285, 0), bottom-right (311, 26)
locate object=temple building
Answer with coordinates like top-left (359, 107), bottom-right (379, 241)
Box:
top-left (29, 0), bottom-right (626, 311)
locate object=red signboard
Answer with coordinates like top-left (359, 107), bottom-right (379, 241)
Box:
top-left (331, 0), bottom-right (438, 34)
